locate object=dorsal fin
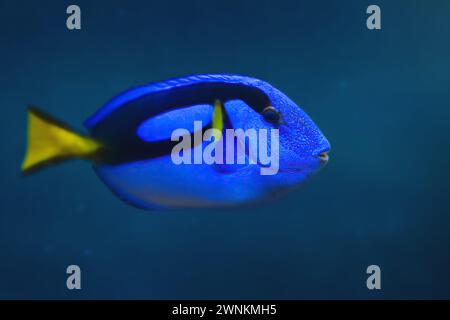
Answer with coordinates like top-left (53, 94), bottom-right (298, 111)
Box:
top-left (84, 74), bottom-right (270, 130)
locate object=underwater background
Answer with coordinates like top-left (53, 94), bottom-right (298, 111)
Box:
top-left (1, 0), bottom-right (450, 299)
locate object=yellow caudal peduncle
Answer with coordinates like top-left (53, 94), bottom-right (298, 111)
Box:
top-left (21, 107), bottom-right (102, 174)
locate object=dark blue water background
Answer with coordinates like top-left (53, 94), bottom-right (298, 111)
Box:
top-left (1, 0), bottom-right (449, 298)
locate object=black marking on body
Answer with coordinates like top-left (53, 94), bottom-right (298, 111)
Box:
top-left (92, 82), bottom-right (271, 165)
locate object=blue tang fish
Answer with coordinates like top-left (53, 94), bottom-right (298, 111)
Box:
top-left (22, 74), bottom-right (330, 209)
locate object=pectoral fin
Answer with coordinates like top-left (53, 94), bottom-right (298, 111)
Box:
top-left (212, 99), bottom-right (224, 141)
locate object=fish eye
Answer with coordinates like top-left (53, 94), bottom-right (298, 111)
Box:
top-left (262, 106), bottom-right (281, 124)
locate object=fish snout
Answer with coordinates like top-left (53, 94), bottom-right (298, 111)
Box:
top-left (318, 151), bottom-right (329, 165)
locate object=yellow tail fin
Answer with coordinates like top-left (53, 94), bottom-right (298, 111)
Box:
top-left (22, 107), bottom-right (102, 174)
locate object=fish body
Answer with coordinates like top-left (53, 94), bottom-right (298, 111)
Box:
top-left (22, 74), bottom-right (330, 209)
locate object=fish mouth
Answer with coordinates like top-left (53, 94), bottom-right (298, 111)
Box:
top-left (313, 146), bottom-right (330, 166)
top-left (318, 151), bottom-right (329, 165)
